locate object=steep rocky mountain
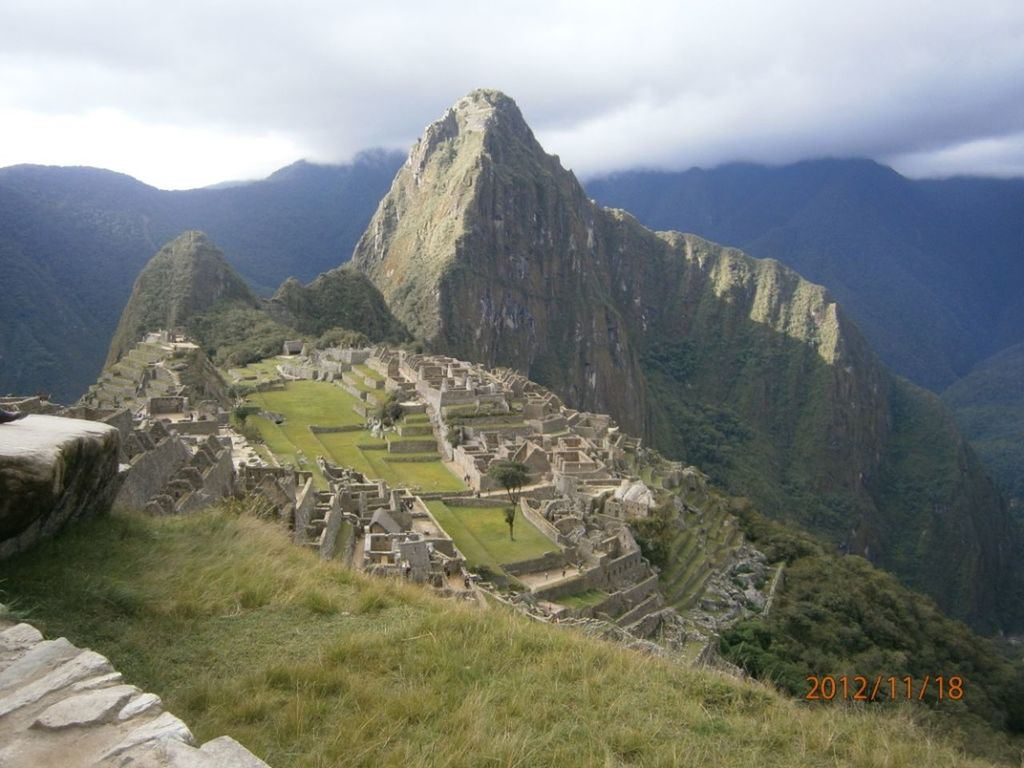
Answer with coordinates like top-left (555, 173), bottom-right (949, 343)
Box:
top-left (584, 160), bottom-right (1024, 548)
top-left (584, 161), bottom-right (1024, 393)
top-left (0, 152), bottom-right (402, 401)
top-left (106, 231), bottom-right (258, 365)
top-left (351, 89), bottom-right (1022, 629)
top-left (107, 230), bottom-right (406, 372)
top-left (943, 342), bottom-right (1024, 513)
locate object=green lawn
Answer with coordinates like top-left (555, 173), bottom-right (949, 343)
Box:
top-left (555, 590), bottom-right (609, 609)
top-left (353, 363), bottom-right (385, 382)
top-left (425, 502), bottom-right (558, 572)
top-left (243, 377), bottom-right (463, 493)
top-left (228, 358), bottom-right (286, 384)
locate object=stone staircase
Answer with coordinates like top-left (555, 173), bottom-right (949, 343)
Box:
top-left (0, 618), bottom-right (268, 767)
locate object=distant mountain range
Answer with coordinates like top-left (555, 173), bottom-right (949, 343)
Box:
top-left (0, 151), bottom-right (402, 401)
top-left (585, 160), bottom-right (1024, 392)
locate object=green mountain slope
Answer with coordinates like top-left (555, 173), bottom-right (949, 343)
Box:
top-left (943, 342), bottom-right (1024, 513)
top-left (584, 161), bottom-right (1024, 392)
top-left (350, 89), bottom-right (1022, 630)
top-left (106, 231), bottom-right (259, 365)
top-left (270, 268), bottom-right (409, 341)
top-left (586, 164), bottom-right (1024, 540)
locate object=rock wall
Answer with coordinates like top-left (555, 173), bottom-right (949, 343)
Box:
top-left (0, 416), bottom-right (121, 560)
top-left (113, 429), bottom-right (192, 512)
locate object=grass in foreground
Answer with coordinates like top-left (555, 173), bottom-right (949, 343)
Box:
top-left (0, 507), bottom-right (996, 768)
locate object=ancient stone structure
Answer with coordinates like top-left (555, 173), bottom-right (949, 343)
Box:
top-left (270, 345), bottom-right (774, 660)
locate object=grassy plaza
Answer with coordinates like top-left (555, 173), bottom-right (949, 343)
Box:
top-left (241, 376), bottom-right (464, 493)
top-left (425, 501), bottom-right (559, 573)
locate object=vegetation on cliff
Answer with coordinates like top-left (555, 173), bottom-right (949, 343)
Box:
top-left (720, 503), bottom-right (1024, 763)
top-left (106, 231), bottom-right (258, 366)
top-left (943, 341), bottom-right (1024, 513)
top-left (584, 161), bottom-right (1024, 394)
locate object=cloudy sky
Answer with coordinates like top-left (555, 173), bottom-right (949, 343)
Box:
top-left (2, 0), bottom-right (1022, 189)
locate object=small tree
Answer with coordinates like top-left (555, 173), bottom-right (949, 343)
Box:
top-left (375, 393), bottom-right (404, 427)
top-left (488, 460), bottom-right (529, 505)
top-left (488, 460), bottom-right (529, 541)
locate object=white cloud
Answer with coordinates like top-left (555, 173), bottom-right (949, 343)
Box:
top-left (1, 0), bottom-right (1022, 186)
top-left (0, 109), bottom-right (302, 189)
top-left (887, 131), bottom-right (1024, 179)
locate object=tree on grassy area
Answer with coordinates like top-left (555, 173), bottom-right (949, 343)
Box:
top-left (375, 392), bottom-right (404, 426)
top-left (488, 460), bottom-right (529, 505)
top-left (504, 506), bottom-right (516, 541)
top-left (488, 460), bottom-right (529, 541)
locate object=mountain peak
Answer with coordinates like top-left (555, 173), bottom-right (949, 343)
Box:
top-left (407, 89), bottom-right (539, 173)
top-left (452, 88), bottom-right (523, 122)
top-left (105, 231), bottom-right (255, 365)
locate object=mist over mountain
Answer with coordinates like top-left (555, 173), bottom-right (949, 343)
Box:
top-left (0, 151), bottom-right (402, 401)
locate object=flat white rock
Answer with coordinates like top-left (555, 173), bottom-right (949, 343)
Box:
top-left (0, 637), bottom-right (77, 691)
top-left (31, 684), bottom-right (138, 730)
top-left (199, 736), bottom-right (270, 767)
top-left (118, 691), bottom-right (162, 720)
top-left (0, 623), bottom-right (43, 651)
top-left (98, 711), bottom-right (195, 763)
top-left (71, 671), bottom-right (125, 691)
top-left (0, 649), bottom-right (114, 717)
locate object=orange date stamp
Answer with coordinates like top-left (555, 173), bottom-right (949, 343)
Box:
top-left (805, 675), bottom-right (965, 702)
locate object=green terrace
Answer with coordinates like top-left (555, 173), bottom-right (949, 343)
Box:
top-left (239, 372), bottom-right (463, 493)
top-left (228, 357), bottom-right (288, 385)
top-left (425, 501), bottom-right (559, 575)
top-left (554, 589), bottom-right (609, 610)
top-left (340, 365), bottom-right (390, 406)
top-left (660, 496), bottom-right (743, 612)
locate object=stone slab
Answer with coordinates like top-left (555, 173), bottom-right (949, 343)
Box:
top-left (98, 711), bottom-right (195, 763)
top-left (0, 638), bottom-right (78, 691)
top-left (0, 623), bottom-right (43, 651)
top-left (118, 692), bottom-right (161, 720)
top-left (71, 672), bottom-right (125, 692)
top-left (199, 735), bottom-right (271, 767)
top-left (31, 684), bottom-right (138, 730)
top-left (0, 649), bottom-right (114, 717)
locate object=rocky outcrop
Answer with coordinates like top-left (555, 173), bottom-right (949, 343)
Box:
top-left (0, 415), bottom-right (121, 560)
top-left (0, 617), bottom-right (268, 767)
